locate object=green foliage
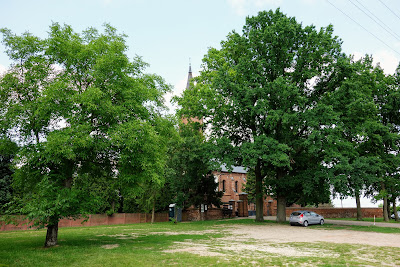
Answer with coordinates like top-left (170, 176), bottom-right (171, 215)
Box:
top-left (177, 9), bottom-right (343, 218)
top-left (0, 137), bottom-right (18, 213)
top-left (165, 123), bottom-right (222, 209)
top-left (324, 56), bottom-right (387, 206)
top-left (119, 116), bottom-right (178, 213)
top-left (0, 24), bottom-right (171, 236)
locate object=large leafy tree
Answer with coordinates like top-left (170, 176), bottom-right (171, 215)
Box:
top-left (166, 123), bottom-right (222, 214)
top-left (0, 24), bottom-right (171, 246)
top-left (177, 9), bottom-right (342, 222)
top-left (327, 56), bottom-right (383, 220)
top-left (368, 64), bottom-right (400, 221)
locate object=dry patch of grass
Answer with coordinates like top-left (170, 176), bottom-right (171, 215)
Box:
top-left (101, 244), bottom-right (119, 249)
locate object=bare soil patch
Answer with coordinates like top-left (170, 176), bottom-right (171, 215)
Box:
top-left (227, 224), bottom-right (400, 247)
top-left (163, 223), bottom-right (400, 262)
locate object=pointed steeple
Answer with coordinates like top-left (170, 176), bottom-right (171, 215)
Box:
top-left (181, 60), bottom-right (203, 126)
top-left (186, 62), bottom-right (193, 90)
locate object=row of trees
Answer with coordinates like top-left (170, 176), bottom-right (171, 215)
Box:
top-left (0, 24), bottom-right (220, 247)
top-left (1, 9), bottom-right (399, 247)
top-left (176, 9), bottom-right (400, 222)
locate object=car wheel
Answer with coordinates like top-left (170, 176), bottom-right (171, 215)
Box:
top-left (320, 219), bottom-right (324, 225)
top-left (303, 220), bottom-right (308, 227)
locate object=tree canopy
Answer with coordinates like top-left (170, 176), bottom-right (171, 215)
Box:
top-left (0, 23), bottom-right (173, 246)
top-left (165, 123), bottom-right (222, 210)
top-left (177, 9), bottom-right (344, 222)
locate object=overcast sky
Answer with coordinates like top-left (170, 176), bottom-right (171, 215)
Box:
top-left (1, 0), bottom-right (397, 207)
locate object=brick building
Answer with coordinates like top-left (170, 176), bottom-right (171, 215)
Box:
top-left (212, 165), bottom-right (278, 216)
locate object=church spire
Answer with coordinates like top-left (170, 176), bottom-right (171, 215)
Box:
top-left (186, 61), bottom-right (193, 90)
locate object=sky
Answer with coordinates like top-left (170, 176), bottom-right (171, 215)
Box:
top-left (1, 0), bottom-right (398, 207)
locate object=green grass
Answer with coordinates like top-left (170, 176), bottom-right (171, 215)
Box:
top-left (0, 219), bottom-right (399, 266)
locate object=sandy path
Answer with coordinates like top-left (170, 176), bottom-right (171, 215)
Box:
top-left (227, 224), bottom-right (400, 247)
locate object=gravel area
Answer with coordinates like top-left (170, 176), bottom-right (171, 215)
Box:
top-left (228, 223), bottom-right (400, 247)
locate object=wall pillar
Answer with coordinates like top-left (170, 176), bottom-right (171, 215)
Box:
top-left (238, 193), bottom-right (248, 217)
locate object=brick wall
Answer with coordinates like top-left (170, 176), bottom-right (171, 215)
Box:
top-left (283, 207), bottom-right (383, 218)
top-left (213, 171), bottom-right (247, 204)
top-left (182, 208), bottom-right (224, 221)
top-left (0, 213), bottom-right (169, 232)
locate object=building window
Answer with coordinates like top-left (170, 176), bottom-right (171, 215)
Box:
top-left (235, 181), bottom-right (238, 192)
top-left (222, 180), bottom-right (226, 192)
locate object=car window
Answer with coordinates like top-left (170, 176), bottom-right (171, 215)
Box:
top-left (304, 212), bottom-right (311, 216)
top-left (291, 212), bottom-right (301, 216)
top-left (310, 212), bottom-right (317, 216)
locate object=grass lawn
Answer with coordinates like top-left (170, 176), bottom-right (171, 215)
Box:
top-left (0, 219), bottom-right (399, 266)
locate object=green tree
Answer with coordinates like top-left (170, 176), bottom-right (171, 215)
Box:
top-left (0, 137), bottom-right (18, 213)
top-left (118, 116), bottom-right (177, 223)
top-left (166, 123), bottom-right (222, 216)
top-left (0, 24), bottom-right (170, 247)
top-left (370, 64), bottom-right (400, 221)
top-left (177, 9), bottom-right (342, 222)
top-left (327, 56), bottom-right (383, 220)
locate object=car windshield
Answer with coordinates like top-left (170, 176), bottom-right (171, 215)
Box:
top-left (291, 212), bottom-right (302, 216)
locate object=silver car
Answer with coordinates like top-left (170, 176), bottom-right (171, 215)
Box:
top-left (391, 211), bottom-right (400, 219)
top-left (289, 210), bottom-right (324, 227)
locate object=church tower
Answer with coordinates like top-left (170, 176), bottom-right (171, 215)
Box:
top-left (181, 63), bottom-right (203, 125)
top-left (186, 63), bottom-right (193, 90)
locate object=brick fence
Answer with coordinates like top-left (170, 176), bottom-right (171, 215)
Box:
top-left (0, 213), bottom-right (169, 232)
top-left (1, 207), bottom-right (384, 231)
top-left (283, 207), bottom-right (383, 218)
top-left (182, 208), bottom-right (224, 221)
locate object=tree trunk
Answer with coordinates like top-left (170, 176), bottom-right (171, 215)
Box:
top-left (255, 161), bottom-right (264, 222)
top-left (383, 195), bottom-right (389, 222)
top-left (151, 198), bottom-right (155, 224)
top-left (394, 199), bottom-right (399, 222)
top-left (387, 199), bottom-right (391, 220)
top-left (276, 194), bottom-right (286, 222)
top-left (276, 169), bottom-right (286, 223)
top-left (44, 222), bottom-right (59, 247)
top-left (355, 191), bottom-right (362, 221)
top-left (111, 201), bottom-right (115, 213)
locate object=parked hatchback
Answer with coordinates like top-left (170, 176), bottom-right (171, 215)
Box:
top-left (391, 211), bottom-right (400, 219)
top-left (289, 210), bottom-right (324, 227)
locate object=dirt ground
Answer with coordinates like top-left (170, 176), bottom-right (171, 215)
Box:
top-left (163, 223), bottom-right (400, 263)
top-left (227, 224), bottom-right (400, 247)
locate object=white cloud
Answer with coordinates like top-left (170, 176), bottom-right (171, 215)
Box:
top-left (373, 50), bottom-right (399, 75)
top-left (351, 50), bottom-right (399, 75)
top-left (0, 64), bottom-right (6, 75)
top-left (164, 77), bottom-right (187, 114)
top-left (227, 0), bottom-right (282, 16)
